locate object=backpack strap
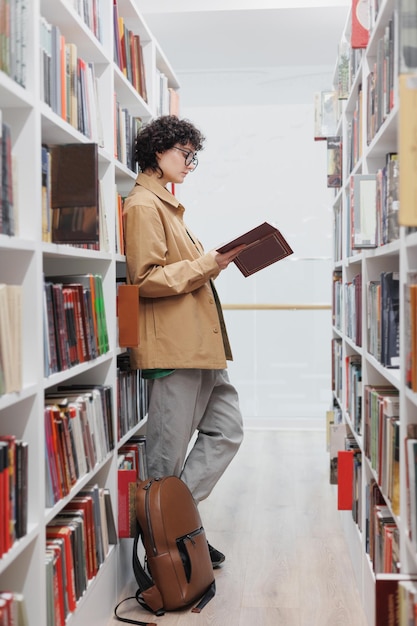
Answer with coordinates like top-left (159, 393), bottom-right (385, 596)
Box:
top-left (114, 524), bottom-right (161, 625)
top-left (191, 580), bottom-right (216, 613)
top-left (113, 596), bottom-right (156, 626)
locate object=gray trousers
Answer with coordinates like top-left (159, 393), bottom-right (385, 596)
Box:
top-left (145, 369), bottom-right (244, 503)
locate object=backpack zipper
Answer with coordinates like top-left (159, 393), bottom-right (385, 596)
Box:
top-left (144, 479), bottom-right (158, 555)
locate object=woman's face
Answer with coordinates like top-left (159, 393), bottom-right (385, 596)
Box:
top-left (156, 143), bottom-right (198, 185)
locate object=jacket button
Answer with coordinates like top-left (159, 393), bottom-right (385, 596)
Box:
top-left (209, 298), bottom-right (214, 304)
top-left (213, 327), bottom-right (219, 333)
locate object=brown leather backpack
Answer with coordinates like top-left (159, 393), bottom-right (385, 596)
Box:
top-left (114, 476), bottom-right (215, 625)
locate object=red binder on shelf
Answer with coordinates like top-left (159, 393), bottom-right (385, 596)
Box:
top-left (337, 450), bottom-right (354, 510)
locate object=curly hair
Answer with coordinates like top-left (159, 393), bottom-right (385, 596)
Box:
top-left (134, 115), bottom-right (206, 177)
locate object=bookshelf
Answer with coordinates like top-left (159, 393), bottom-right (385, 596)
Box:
top-left (329, 1), bottom-right (417, 624)
top-left (0, 1), bottom-right (178, 624)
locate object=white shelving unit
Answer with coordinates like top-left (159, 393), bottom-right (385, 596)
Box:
top-left (0, 1), bottom-right (179, 624)
top-left (333, 0), bottom-right (417, 626)
top-left (330, 1), bottom-right (417, 624)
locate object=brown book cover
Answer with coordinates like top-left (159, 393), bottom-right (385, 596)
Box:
top-left (216, 221), bottom-right (293, 277)
top-left (117, 284), bottom-right (139, 347)
top-left (50, 143), bottom-right (99, 244)
top-left (117, 469), bottom-right (137, 538)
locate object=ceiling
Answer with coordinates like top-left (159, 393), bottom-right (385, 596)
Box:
top-left (138, 2), bottom-right (350, 105)
top-left (141, 5), bottom-right (349, 71)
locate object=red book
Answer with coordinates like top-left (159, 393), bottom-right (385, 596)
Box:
top-left (337, 450), bottom-right (354, 510)
top-left (46, 526), bottom-right (77, 612)
top-left (117, 469), bottom-right (137, 538)
top-left (46, 542), bottom-right (66, 626)
top-left (0, 435), bottom-right (16, 549)
top-left (65, 496), bottom-right (97, 579)
top-left (0, 441), bottom-right (10, 554)
top-left (351, 0), bottom-right (369, 49)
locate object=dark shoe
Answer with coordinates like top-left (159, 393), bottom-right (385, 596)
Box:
top-left (208, 543), bottom-right (225, 568)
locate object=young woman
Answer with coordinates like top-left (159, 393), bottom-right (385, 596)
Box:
top-left (123, 115), bottom-right (244, 567)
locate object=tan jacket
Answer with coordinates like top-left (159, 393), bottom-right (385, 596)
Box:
top-left (123, 173), bottom-right (233, 369)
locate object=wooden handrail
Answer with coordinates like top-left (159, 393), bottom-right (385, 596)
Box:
top-left (222, 303), bottom-right (331, 310)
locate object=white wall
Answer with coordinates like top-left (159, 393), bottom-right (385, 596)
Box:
top-left (177, 66), bottom-right (335, 429)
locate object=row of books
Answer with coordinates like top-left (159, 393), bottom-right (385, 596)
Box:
top-left (0, 283), bottom-right (21, 396)
top-left (115, 191), bottom-right (125, 255)
top-left (68, 0), bottom-right (103, 43)
top-left (0, 0), bottom-right (27, 88)
top-left (118, 435), bottom-right (148, 538)
top-left (117, 353), bottom-right (149, 441)
top-left (44, 385), bottom-right (114, 508)
top-left (344, 272), bottom-right (362, 347)
top-left (39, 16), bottom-right (104, 145)
top-left (155, 69), bottom-right (180, 118)
top-left (367, 480), bottom-right (399, 576)
top-left (332, 269), bottom-right (400, 370)
top-left (345, 354), bottom-right (362, 434)
top-left (331, 269), bottom-right (342, 331)
top-left (0, 436), bottom-right (28, 558)
top-left (335, 34), bottom-right (363, 100)
top-left (405, 273), bottom-right (417, 392)
top-left (332, 423), bottom-right (399, 575)
top-left (349, 155), bottom-right (399, 253)
top-left (0, 591), bottom-right (28, 626)
top-left (43, 273), bottom-right (109, 377)
top-left (346, 84), bottom-right (363, 173)
top-left (1, 116), bottom-right (15, 237)
top-left (366, 18), bottom-right (396, 145)
top-left (363, 385), bottom-right (399, 517)
top-left (331, 338), bottom-right (343, 404)
top-left (114, 101), bottom-right (142, 171)
top-left (113, 0), bottom-right (147, 102)
top-left (45, 484), bottom-right (116, 626)
top-left (326, 136), bottom-right (342, 188)
top-left (367, 271), bottom-right (400, 369)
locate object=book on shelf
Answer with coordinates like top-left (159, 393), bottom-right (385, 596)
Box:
top-left (375, 574), bottom-right (417, 626)
top-left (405, 272), bottom-right (417, 391)
top-left (351, 0), bottom-right (370, 49)
top-left (44, 387), bottom-right (114, 507)
top-left (216, 221), bottom-right (293, 277)
top-left (326, 136), bottom-right (342, 188)
top-left (43, 273), bottom-right (109, 376)
top-left (117, 435), bottom-right (148, 538)
top-left (405, 431), bottom-right (417, 551)
top-left (48, 143), bottom-right (100, 248)
top-left (337, 449), bottom-right (355, 510)
top-left (336, 35), bottom-right (350, 99)
top-left (399, 74), bottom-right (417, 226)
top-left (1, 119), bottom-right (15, 237)
top-left (0, 283), bottom-right (22, 395)
top-left (329, 421), bottom-right (347, 485)
top-left (351, 173), bottom-right (378, 248)
top-left (399, 0), bottom-right (417, 73)
top-left (117, 467), bottom-right (137, 538)
top-left (0, 592), bottom-right (28, 626)
top-left (45, 544), bottom-right (66, 626)
top-left (313, 90), bottom-right (339, 140)
top-left (117, 354), bottom-right (149, 439)
top-left (113, 1), bottom-right (147, 102)
top-left (380, 272), bottom-right (400, 369)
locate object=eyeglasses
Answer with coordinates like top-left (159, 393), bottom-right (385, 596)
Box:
top-left (173, 146), bottom-right (198, 169)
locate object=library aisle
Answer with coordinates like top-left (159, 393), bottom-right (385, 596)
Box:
top-left (110, 429), bottom-right (368, 626)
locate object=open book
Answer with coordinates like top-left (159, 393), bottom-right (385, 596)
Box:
top-left (216, 221), bottom-right (293, 277)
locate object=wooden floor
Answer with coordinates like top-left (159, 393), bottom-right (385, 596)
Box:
top-left (110, 429), bottom-right (369, 626)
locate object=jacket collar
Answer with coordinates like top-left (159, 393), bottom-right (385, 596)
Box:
top-left (135, 172), bottom-right (181, 211)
